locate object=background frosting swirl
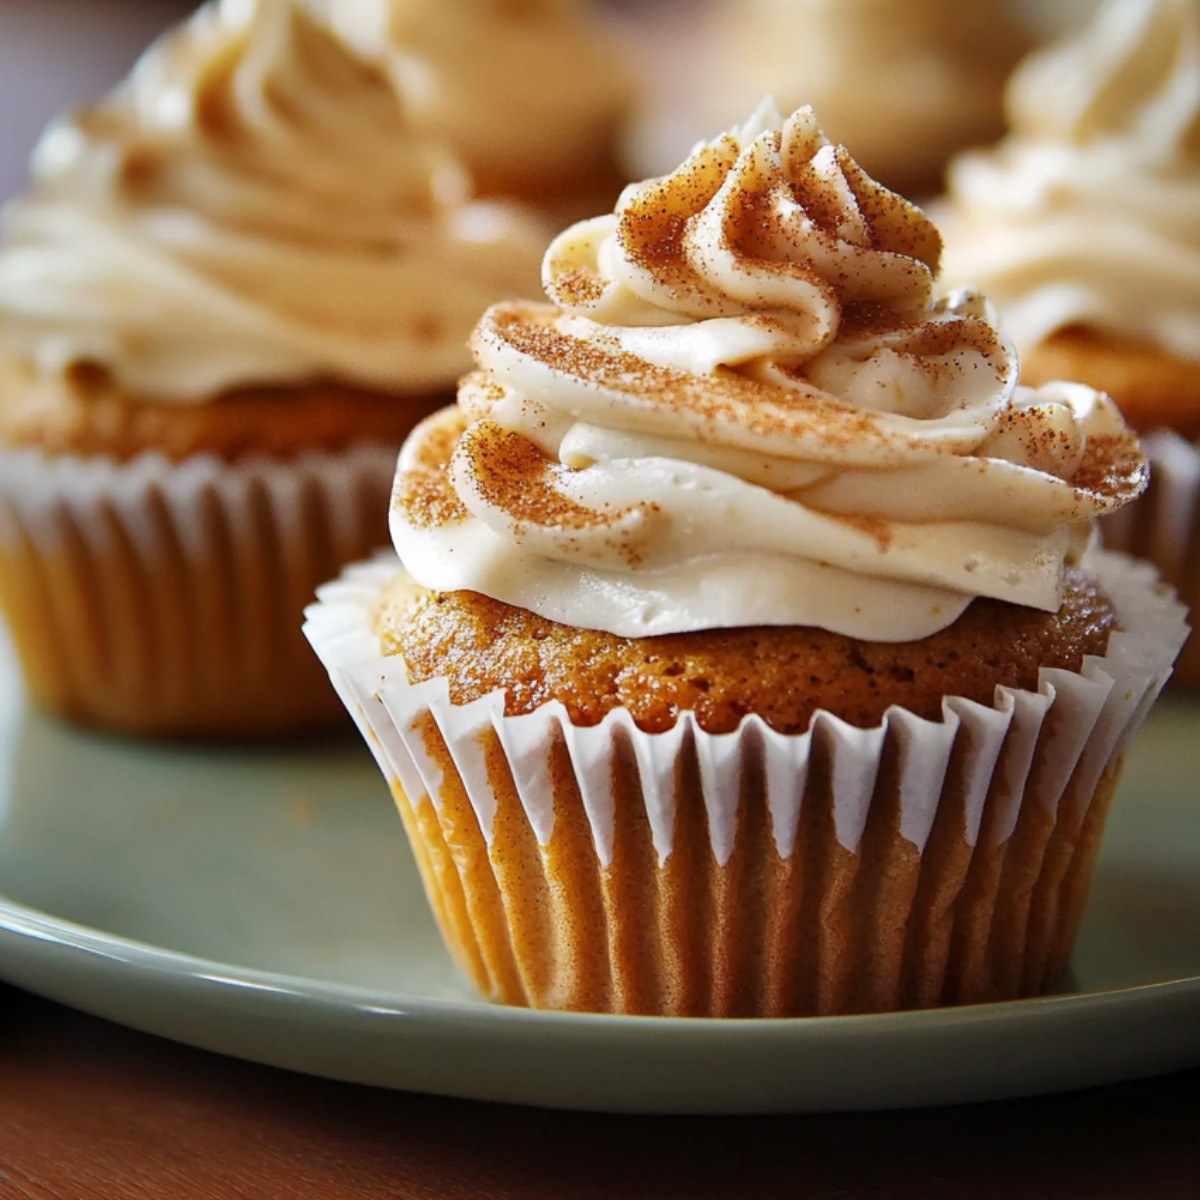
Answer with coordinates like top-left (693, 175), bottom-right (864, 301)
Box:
top-left (939, 0), bottom-right (1200, 361)
top-left (392, 105), bottom-right (1145, 641)
top-left (0, 0), bottom-right (547, 400)
top-left (318, 0), bottom-right (630, 201)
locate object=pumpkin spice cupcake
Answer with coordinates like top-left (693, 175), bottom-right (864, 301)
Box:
top-left (307, 103), bottom-right (1185, 1017)
top-left (938, 0), bottom-right (1200, 684)
top-left (0, 0), bottom-right (546, 738)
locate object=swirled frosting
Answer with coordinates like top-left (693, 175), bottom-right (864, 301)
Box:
top-left (940, 0), bottom-right (1200, 361)
top-left (0, 0), bottom-right (548, 401)
top-left (391, 104), bottom-right (1145, 641)
top-left (318, 0), bottom-right (630, 202)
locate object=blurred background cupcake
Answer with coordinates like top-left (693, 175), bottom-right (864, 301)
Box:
top-left (938, 0), bottom-right (1200, 685)
top-left (314, 0), bottom-right (635, 221)
top-left (0, 0), bottom-right (547, 738)
top-left (622, 0), bottom-right (1032, 198)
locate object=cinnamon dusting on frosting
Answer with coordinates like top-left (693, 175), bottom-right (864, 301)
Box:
top-left (481, 305), bottom-right (896, 452)
top-left (390, 103), bottom-right (1147, 642)
top-left (456, 419), bottom-right (653, 538)
top-left (394, 407), bottom-right (469, 529)
top-left (552, 267), bottom-right (607, 309)
top-left (830, 512), bottom-right (895, 552)
top-left (617, 142), bottom-right (733, 300)
top-left (1069, 434), bottom-right (1144, 501)
top-left (458, 372), bottom-right (509, 421)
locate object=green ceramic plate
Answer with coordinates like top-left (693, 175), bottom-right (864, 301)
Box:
top-left (0, 633), bottom-right (1197, 1114)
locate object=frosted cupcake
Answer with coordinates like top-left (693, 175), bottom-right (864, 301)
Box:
top-left (625, 0), bottom-right (1028, 199)
top-left (307, 103), bottom-right (1185, 1017)
top-left (318, 0), bottom-right (633, 220)
top-left (0, 0), bottom-right (546, 738)
top-left (939, 0), bottom-right (1200, 686)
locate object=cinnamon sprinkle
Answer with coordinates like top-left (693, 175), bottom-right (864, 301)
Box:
top-left (458, 419), bottom-right (654, 545)
top-left (479, 305), bottom-right (895, 452)
top-left (554, 267), bottom-right (607, 308)
top-left (829, 512), bottom-right (895, 552)
top-left (1070, 433), bottom-right (1146, 504)
top-left (394, 409), bottom-right (469, 529)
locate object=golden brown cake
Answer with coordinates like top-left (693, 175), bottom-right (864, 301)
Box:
top-left (377, 569), bottom-right (1119, 735)
top-left (0, 360), bottom-right (445, 464)
top-left (306, 103), bottom-right (1186, 1018)
top-left (1021, 327), bottom-right (1200, 441)
top-left (0, 0), bottom-right (546, 737)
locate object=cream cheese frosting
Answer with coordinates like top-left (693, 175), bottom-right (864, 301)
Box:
top-left (318, 0), bottom-right (630, 202)
top-left (939, 0), bottom-right (1200, 361)
top-left (391, 104), bottom-right (1146, 641)
top-left (0, 0), bottom-right (548, 401)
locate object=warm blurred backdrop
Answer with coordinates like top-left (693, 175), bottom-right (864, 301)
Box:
top-left (0, 0), bottom-right (1106, 202)
top-left (0, 1), bottom-right (193, 199)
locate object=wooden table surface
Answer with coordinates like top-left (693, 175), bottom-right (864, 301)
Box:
top-left (0, 984), bottom-right (1197, 1199)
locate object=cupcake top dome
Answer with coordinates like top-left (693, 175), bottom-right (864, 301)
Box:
top-left (392, 103), bottom-right (1145, 642)
top-left (0, 0), bottom-right (547, 400)
top-left (939, 0), bottom-right (1200, 361)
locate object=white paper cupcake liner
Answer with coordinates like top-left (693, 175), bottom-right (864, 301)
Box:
top-left (1102, 429), bottom-right (1200, 686)
top-left (0, 442), bottom-right (398, 737)
top-left (305, 550), bottom-right (1186, 1016)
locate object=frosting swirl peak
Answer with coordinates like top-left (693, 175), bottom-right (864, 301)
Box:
top-left (547, 104), bottom-right (942, 342)
top-left (392, 105), bottom-right (1145, 641)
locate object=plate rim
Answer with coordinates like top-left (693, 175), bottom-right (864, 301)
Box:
top-left (2, 656), bottom-right (1199, 1111)
top-left (2, 886), bottom-right (1199, 1033)
top-left (3, 886), bottom-right (1200, 1115)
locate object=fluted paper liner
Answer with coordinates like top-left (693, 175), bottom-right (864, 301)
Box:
top-left (0, 443), bottom-right (398, 736)
top-left (305, 550), bottom-right (1186, 1017)
top-left (1103, 429), bottom-right (1200, 688)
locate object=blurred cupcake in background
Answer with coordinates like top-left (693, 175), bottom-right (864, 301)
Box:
top-left (0, 0), bottom-right (547, 738)
top-left (938, 0), bottom-right (1200, 685)
top-left (624, 0), bottom-right (1029, 198)
top-left (317, 0), bottom-right (635, 220)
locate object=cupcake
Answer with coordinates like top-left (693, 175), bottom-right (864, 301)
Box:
top-left (317, 0), bottom-right (634, 221)
top-left (0, 0), bottom-right (547, 738)
top-left (939, 0), bottom-right (1200, 685)
top-left (306, 102), bottom-right (1186, 1017)
top-left (624, 0), bottom-right (1029, 199)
